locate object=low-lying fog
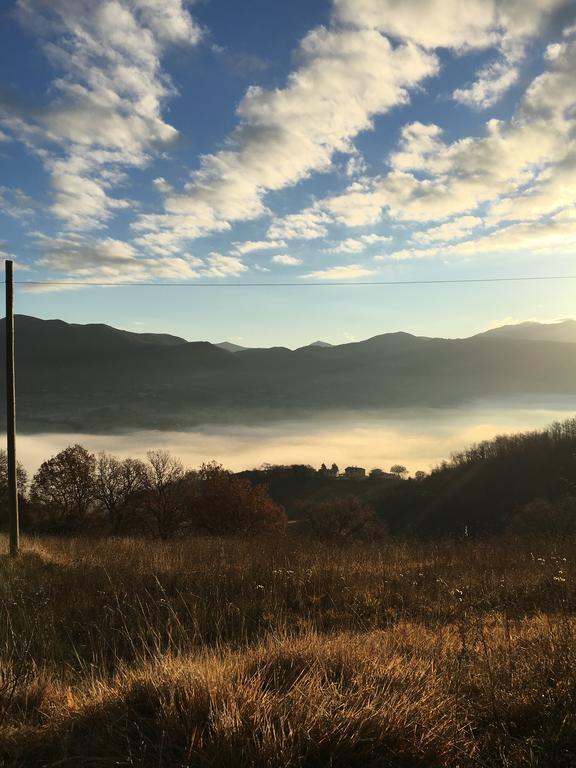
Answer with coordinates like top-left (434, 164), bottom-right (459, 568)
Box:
top-left (7, 401), bottom-right (575, 477)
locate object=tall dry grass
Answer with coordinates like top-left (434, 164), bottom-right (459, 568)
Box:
top-left (0, 534), bottom-right (575, 766)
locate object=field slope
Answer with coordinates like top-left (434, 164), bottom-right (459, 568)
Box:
top-left (1, 534), bottom-right (575, 766)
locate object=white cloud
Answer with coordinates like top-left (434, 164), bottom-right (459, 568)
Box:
top-left (301, 264), bottom-right (376, 280)
top-left (202, 253), bottom-right (248, 278)
top-left (34, 233), bottom-right (203, 281)
top-left (315, 36), bottom-right (576, 238)
top-left (4, 0), bottom-right (201, 230)
top-left (334, 0), bottom-right (573, 110)
top-left (137, 24), bottom-right (438, 249)
top-left (32, 234), bottom-right (248, 284)
top-left (449, 214), bottom-right (576, 256)
top-left (267, 209), bottom-right (332, 240)
top-left (0, 186), bottom-right (36, 218)
top-left (378, 208), bottom-right (576, 262)
top-left (453, 54), bottom-right (520, 108)
top-left (327, 234), bottom-right (391, 253)
top-left (233, 239), bottom-right (287, 255)
top-left (412, 216), bottom-right (484, 244)
top-left (333, 0), bottom-right (569, 50)
top-left (271, 254), bottom-right (303, 265)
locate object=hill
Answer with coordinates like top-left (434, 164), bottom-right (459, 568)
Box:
top-left (1, 315), bottom-right (576, 432)
top-left (476, 319), bottom-right (576, 344)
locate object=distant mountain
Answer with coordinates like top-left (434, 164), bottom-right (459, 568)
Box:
top-left (1, 316), bottom-right (575, 433)
top-left (216, 341), bottom-right (249, 353)
top-left (309, 340), bottom-right (333, 348)
top-left (477, 320), bottom-right (576, 344)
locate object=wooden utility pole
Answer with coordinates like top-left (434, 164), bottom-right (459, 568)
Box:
top-left (5, 260), bottom-right (19, 556)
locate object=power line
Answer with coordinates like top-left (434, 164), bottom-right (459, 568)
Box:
top-left (5, 274), bottom-right (576, 288)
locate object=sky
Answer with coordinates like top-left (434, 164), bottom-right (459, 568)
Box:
top-left (1, 0), bottom-right (576, 348)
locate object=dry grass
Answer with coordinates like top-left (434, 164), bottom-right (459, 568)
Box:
top-left (0, 534), bottom-right (575, 766)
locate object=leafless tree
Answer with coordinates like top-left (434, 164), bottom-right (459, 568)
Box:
top-left (143, 450), bottom-right (187, 539)
top-left (94, 453), bottom-right (147, 535)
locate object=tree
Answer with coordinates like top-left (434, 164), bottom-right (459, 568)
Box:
top-left (143, 450), bottom-right (187, 539)
top-left (188, 461), bottom-right (286, 536)
top-left (414, 470), bottom-right (427, 482)
top-left (390, 464), bottom-right (408, 479)
top-left (30, 444), bottom-right (96, 527)
top-left (94, 453), bottom-right (147, 535)
top-left (0, 449), bottom-right (28, 527)
top-left (507, 495), bottom-right (576, 536)
top-left (305, 496), bottom-right (384, 542)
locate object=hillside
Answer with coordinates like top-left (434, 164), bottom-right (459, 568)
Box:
top-left (1, 315), bottom-right (575, 432)
top-left (476, 319), bottom-right (576, 343)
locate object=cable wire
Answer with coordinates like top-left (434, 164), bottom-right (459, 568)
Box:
top-left (5, 275), bottom-right (576, 288)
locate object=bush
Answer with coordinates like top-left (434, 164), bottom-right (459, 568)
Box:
top-left (507, 495), bottom-right (576, 535)
top-left (188, 462), bottom-right (287, 536)
top-left (303, 496), bottom-right (384, 542)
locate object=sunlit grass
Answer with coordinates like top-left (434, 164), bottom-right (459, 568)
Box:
top-left (1, 534), bottom-right (575, 766)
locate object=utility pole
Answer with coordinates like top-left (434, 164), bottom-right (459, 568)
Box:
top-left (5, 260), bottom-right (18, 556)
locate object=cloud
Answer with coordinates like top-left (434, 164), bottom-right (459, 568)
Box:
top-left (202, 253), bottom-right (248, 277)
top-left (333, 0), bottom-right (569, 50)
top-left (327, 234), bottom-right (391, 253)
top-left (34, 233), bottom-right (202, 281)
top-left (137, 23), bottom-right (438, 250)
top-left (412, 216), bottom-right (484, 244)
top-left (0, 186), bottom-right (36, 218)
top-left (301, 264), bottom-right (376, 280)
top-left (315, 34), bottom-right (576, 241)
top-left (233, 239), bottom-right (287, 255)
top-left (271, 254), bottom-right (302, 265)
top-left (379, 208), bottom-right (576, 262)
top-left (32, 234), bottom-right (248, 285)
top-left (267, 209), bottom-right (332, 240)
top-left (452, 53), bottom-right (521, 108)
top-left (211, 44), bottom-right (270, 76)
top-left (3, 0), bottom-right (201, 230)
top-left (334, 0), bottom-right (573, 109)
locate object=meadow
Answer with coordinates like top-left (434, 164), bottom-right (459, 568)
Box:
top-left (0, 534), bottom-right (575, 767)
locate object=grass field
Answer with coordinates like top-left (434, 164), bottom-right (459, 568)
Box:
top-left (1, 534), bottom-right (575, 766)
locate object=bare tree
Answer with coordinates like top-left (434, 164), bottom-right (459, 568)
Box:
top-left (390, 464), bottom-right (408, 479)
top-left (143, 450), bottom-right (186, 539)
top-left (94, 453), bottom-right (147, 535)
top-left (0, 449), bottom-right (27, 501)
top-left (30, 444), bottom-right (96, 526)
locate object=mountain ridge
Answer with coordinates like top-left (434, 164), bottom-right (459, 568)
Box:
top-left (0, 315), bottom-right (574, 433)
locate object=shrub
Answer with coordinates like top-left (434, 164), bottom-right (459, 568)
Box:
top-left (507, 494), bottom-right (576, 535)
top-left (303, 496), bottom-right (384, 542)
top-left (188, 461), bottom-right (287, 536)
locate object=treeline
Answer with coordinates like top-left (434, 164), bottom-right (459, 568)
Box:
top-left (0, 448), bottom-right (287, 538)
top-left (1, 415), bottom-right (575, 540)
top-left (378, 417), bottom-right (576, 536)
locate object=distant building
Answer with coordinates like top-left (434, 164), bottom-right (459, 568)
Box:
top-left (343, 466), bottom-right (366, 479)
top-left (369, 468), bottom-right (395, 480)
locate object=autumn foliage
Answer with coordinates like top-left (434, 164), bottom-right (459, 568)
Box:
top-left (188, 461), bottom-right (287, 535)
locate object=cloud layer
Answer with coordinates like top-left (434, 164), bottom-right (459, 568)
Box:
top-left (1, 0), bottom-right (575, 285)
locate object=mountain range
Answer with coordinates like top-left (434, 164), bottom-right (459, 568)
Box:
top-left (0, 315), bottom-right (574, 432)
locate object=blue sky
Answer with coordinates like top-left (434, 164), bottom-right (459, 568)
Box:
top-left (1, 0), bottom-right (575, 347)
